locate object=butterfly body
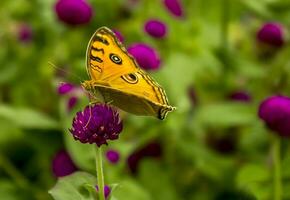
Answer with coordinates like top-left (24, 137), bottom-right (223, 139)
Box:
top-left (83, 27), bottom-right (175, 120)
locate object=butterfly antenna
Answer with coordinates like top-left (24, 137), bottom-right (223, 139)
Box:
top-left (48, 62), bottom-right (84, 83)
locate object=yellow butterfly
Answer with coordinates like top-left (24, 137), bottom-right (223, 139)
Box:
top-left (82, 27), bottom-right (175, 120)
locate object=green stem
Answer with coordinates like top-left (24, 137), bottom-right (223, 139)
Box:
top-left (95, 146), bottom-right (105, 200)
top-left (273, 136), bottom-right (282, 200)
top-left (0, 153), bottom-right (30, 189)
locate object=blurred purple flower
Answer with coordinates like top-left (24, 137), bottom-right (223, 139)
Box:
top-left (52, 150), bottom-right (78, 177)
top-left (229, 91), bottom-right (251, 102)
top-left (163, 0), bottom-right (184, 18)
top-left (69, 104), bottom-right (123, 146)
top-left (128, 43), bottom-right (161, 70)
top-left (257, 22), bottom-right (285, 48)
top-left (106, 149), bottom-right (120, 164)
top-left (207, 131), bottom-right (237, 155)
top-left (55, 0), bottom-right (93, 26)
top-left (127, 141), bottom-right (162, 174)
top-left (113, 30), bottom-right (124, 43)
top-left (96, 185), bottom-right (111, 199)
top-left (144, 19), bottom-right (167, 39)
top-left (58, 83), bottom-right (75, 95)
top-left (67, 96), bottom-right (78, 111)
top-left (18, 24), bottom-right (33, 43)
top-left (258, 95), bottom-right (290, 137)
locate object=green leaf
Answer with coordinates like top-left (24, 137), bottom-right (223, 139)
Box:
top-left (236, 164), bottom-right (271, 199)
top-left (138, 160), bottom-right (179, 200)
top-left (0, 118), bottom-right (23, 145)
top-left (195, 103), bottom-right (256, 127)
top-left (49, 172), bottom-right (98, 200)
top-left (0, 105), bottom-right (59, 129)
top-left (111, 179), bottom-right (151, 200)
top-left (240, 0), bottom-right (273, 18)
top-left (0, 180), bottom-right (33, 200)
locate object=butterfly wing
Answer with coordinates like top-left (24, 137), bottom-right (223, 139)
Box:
top-left (84, 26), bottom-right (175, 119)
top-left (86, 27), bottom-right (138, 81)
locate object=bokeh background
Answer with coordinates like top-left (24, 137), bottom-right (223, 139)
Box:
top-left (1, 0), bottom-right (290, 199)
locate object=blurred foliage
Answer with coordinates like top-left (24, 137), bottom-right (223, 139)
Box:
top-left (0, 0), bottom-right (290, 199)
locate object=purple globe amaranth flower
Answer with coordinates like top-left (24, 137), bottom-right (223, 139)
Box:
top-left (258, 95), bottom-right (290, 137)
top-left (229, 91), bottom-right (252, 102)
top-left (128, 43), bottom-right (161, 71)
top-left (163, 0), bottom-right (184, 18)
top-left (113, 30), bottom-right (124, 43)
top-left (18, 24), bottom-right (33, 43)
top-left (106, 149), bottom-right (120, 164)
top-left (58, 83), bottom-right (75, 95)
top-left (55, 0), bottom-right (93, 26)
top-left (70, 104), bottom-right (123, 146)
top-left (127, 141), bottom-right (162, 174)
top-left (52, 150), bottom-right (78, 177)
top-left (96, 185), bottom-right (111, 199)
top-left (257, 22), bottom-right (285, 48)
top-left (144, 19), bottom-right (167, 39)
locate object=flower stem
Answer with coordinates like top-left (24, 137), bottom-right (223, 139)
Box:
top-left (95, 146), bottom-right (105, 200)
top-left (273, 136), bottom-right (282, 200)
top-left (221, 0), bottom-right (229, 52)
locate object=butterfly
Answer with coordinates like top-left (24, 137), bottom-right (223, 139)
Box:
top-left (82, 27), bottom-right (175, 120)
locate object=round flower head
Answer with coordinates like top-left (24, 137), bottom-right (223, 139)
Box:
top-left (106, 149), bottom-right (120, 164)
top-left (163, 0), bottom-right (184, 18)
top-left (70, 104), bottom-right (123, 146)
top-left (58, 83), bottom-right (75, 95)
top-left (55, 0), bottom-right (93, 26)
top-left (229, 91), bottom-right (251, 102)
top-left (257, 22), bottom-right (285, 48)
top-left (113, 30), bottom-right (124, 43)
top-left (144, 19), bottom-right (167, 39)
top-left (258, 95), bottom-right (290, 137)
top-left (52, 150), bottom-right (78, 177)
top-left (96, 185), bottom-right (111, 199)
top-left (128, 43), bottom-right (161, 71)
top-left (18, 24), bottom-right (33, 43)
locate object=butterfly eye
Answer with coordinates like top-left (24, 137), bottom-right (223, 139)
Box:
top-left (121, 73), bottom-right (138, 84)
top-left (109, 53), bottom-right (122, 64)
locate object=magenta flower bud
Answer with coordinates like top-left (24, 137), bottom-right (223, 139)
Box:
top-left (257, 22), bottom-right (285, 48)
top-left (58, 83), bottom-right (75, 95)
top-left (258, 95), bottom-right (290, 137)
top-left (144, 19), bottom-right (167, 39)
top-left (67, 96), bottom-right (78, 111)
top-left (55, 0), bottom-right (93, 26)
top-left (69, 104), bottom-right (123, 146)
top-left (113, 30), bottom-right (124, 43)
top-left (18, 24), bottom-right (33, 43)
top-left (96, 185), bottom-right (111, 199)
top-left (106, 149), bottom-right (120, 164)
top-left (163, 0), bottom-right (184, 18)
top-left (52, 150), bottom-right (78, 177)
top-left (128, 43), bottom-right (161, 71)
top-left (228, 91), bottom-right (251, 102)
